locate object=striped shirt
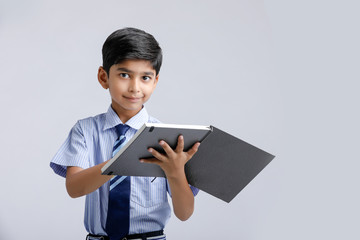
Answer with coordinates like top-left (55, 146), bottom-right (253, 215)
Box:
top-left (50, 106), bottom-right (199, 236)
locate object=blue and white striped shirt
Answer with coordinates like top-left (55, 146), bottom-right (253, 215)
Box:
top-left (50, 106), bottom-right (199, 235)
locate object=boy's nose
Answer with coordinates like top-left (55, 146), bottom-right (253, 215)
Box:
top-left (129, 79), bottom-right (140, 93)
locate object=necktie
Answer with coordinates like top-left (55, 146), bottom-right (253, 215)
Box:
top-left (106, 124), bottom-right (131, 239)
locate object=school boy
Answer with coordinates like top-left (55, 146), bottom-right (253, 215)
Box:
top-left (50, 27), bottom-right (200, 240)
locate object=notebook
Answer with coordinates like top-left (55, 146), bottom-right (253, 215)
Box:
top-left (102, 123), bottom-right (275, 202)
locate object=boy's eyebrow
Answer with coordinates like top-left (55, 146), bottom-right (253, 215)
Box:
top-left (116, 67), bottom-right (155, 76)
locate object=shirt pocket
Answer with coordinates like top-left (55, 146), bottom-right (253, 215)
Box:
top-left (130, 177), bottom-right (168, 208)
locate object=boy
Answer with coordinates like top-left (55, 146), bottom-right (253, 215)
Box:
top-left (50, 28), bottom-right (200, 240)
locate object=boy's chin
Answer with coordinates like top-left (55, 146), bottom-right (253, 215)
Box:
top-left (116, 104), bottom-right (144, 113)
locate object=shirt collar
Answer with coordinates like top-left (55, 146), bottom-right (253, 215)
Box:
top-left (103, 105), bottom-right (149, 131)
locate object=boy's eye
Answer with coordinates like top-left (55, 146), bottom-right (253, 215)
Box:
top-left (143, 76), bottom-right (151, 81)
top-left (120, 73), bottom-right (129, 78)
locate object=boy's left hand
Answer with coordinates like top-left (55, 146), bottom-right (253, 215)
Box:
top-left (140, 135), bottom-right (200, 179)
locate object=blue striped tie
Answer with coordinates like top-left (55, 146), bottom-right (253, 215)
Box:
top-left (106, 124), bottom-right (131, 239)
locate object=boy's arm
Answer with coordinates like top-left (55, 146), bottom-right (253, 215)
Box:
top-left (140, 135), bottom-right (200, 221)
top-left (66, 161), bottom-right (112, 198)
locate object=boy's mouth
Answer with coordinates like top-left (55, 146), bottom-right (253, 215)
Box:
top-left (124, 96), bottom-right (142, 102)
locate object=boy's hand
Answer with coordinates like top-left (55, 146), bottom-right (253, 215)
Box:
top-left (140, 135), bottom-right (200, 179)
top-left (141, 135), bottom-right (199, 221)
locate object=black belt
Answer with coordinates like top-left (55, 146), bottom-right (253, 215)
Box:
top-left (87, 230), bottom-right (164, 240)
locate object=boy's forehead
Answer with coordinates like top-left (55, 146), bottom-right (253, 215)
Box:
top-left (112, 59), bottom-right (156, 74)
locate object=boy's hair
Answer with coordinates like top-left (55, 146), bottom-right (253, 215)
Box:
top-left (102, 27), bottom-right (163, 75)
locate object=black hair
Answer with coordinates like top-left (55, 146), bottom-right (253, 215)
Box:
top-left (102, 27), bottom-right (162, 75)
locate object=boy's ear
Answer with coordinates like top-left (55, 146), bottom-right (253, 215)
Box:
top-left (98, 66), bottom-right (109, 89)
top-left (154, 74), bottom-right (159, 86)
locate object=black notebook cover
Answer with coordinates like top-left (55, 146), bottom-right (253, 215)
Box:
top-left (101, 123), bottom-right (275, 203)
top-left (185, 126), bottom-right (274, 202)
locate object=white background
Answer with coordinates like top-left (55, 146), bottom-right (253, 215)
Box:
top-left (0, 0), bottom-right (359, 239)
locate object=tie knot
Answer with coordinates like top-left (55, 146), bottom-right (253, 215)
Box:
top-left (115, 124), bottom-right (130, 138)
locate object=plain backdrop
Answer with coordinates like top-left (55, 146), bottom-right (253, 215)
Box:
top-left (0, 0), bottom-right (359, 239)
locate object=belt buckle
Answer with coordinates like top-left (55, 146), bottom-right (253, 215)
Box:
top-left (86, 236), bottom-right (106, 240)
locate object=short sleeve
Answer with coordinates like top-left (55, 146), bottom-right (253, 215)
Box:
top-left (166, 180), bottom-right (200, 197)
top-left (190, 185), bottom-right (200, 196)
top-left (50, 121), bottom-right (90, 178)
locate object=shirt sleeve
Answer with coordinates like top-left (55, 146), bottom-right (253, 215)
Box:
top-left (166, 180), bottom-right (200, 197)
top-left (190, 185), bottom-right (200, 196)
top-left (50, 121), bottom-right (90, 178)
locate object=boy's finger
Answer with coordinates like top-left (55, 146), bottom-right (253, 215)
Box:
top-left (140, 157), bottom-right (162, 166)
top-left (186, 142), bottom-right (200, 157)
top-left (148, 147), bottom-right (166, 162)
top-left (175, 135), bottom-right (184, 152)
top-left (159, 140), bottom-right (174, 156)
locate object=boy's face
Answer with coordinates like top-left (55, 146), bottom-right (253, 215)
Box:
top-left (98, 59), bottom-right (158, 121)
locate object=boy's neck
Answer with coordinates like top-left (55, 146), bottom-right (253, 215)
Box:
top-left (111, 104), bottom-right (143, 124)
